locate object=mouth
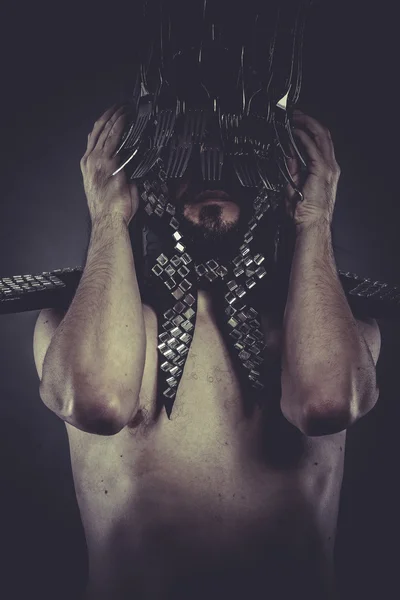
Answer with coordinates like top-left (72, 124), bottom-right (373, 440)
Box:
top-left (192, 190), bottom-right (235, 204)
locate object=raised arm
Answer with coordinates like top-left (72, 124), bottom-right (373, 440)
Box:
top-left (34, 105), bottom-right (146, 435)
top-left (280, 110), bottom-right (381, 436)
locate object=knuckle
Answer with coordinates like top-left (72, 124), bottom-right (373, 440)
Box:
top-left (105, 128), bottom-right (116, 140)
top-left (84, 155), bottom-right (95, 170)
top-left (107, 121), bottom-right (122, 138)
top-left (87, 150), bottom-right (100, 163)
top-left (93, 159), bottom-right (106, 174)
top-left (326, 164), bottom-right (340, 179)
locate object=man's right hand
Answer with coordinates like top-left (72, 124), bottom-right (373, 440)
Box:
top-left (80, 105), bottom-right (140, 226)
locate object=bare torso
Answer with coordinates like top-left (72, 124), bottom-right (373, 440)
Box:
top-left (65, 293), bottom-right (346, 600)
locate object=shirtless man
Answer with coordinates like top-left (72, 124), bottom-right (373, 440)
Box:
top-left (33, 105), bottom-right (381, 599)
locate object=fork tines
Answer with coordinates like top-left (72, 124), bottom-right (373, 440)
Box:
top-left (165, 137), bottom-right (194, 179)
top-left (232, 150), bottom-right (261, 188)
top-left (131, 146), bottom-right (162, 179)
top-left (200, 146), bottom-right (224, 181)
top-left (153, 108), bottom-right (177, 148)
top-left (256, 156), bottom-right (275, 191)
top-left (219, 113), bottom-right (241, 145)
top-left (191, 109), bottom-right (208, 144)
top-left (119, 97), bottom-right (154, 153)
top-left (165, 111), bottom-right (195, 178)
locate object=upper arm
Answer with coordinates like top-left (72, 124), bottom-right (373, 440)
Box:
top-left (355, 316), bottom-right (381, 367)
top-left (33, 308), bottom-right (66, 381)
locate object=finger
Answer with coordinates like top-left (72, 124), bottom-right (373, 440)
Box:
top-left (102, 111), bottom-right (128, 154)
top-left (284, 181), bottom-right (296, 206)
top-left (293, 110), bottom-right (326, 136)
top-left (284, 151), bottom-right (301, 207)
top-left (286, 141), bottom-right (300, 183)
top-left (86, 104), bottom-right (120, 154)
top-left (292, 112), bottom-right (334, 161)
top-left (97, 106), bottom-right (127, 149)
top-left (292, 128), bottom-right (322, 169)
top-left (284, 176), bottom-right (298, 213)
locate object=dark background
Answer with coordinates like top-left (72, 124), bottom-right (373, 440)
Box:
top-left (0, 1), bottom-right (399, 598)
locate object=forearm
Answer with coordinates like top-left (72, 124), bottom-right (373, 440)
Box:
top-left (280, 218), bottom-right (377, 433)
top-left (41, 213), bottom-right (146, 430)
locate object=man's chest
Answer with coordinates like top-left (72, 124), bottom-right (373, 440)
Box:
top-left (66, 307), bottom-right (344, 497)
top-left (134, 307), bottom-right (282, 426)
top-left (122, 308), bottom-right (325, 473)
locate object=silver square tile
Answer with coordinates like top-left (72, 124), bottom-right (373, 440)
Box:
top-left (179, 279), bottom-right (192, 292)
top-left (175, 242), bottom-right (186, 253)
top-left (172, 315), bottom-right (185, 326)
top-left (165, 265), bottom-right (176, 276)
top-left (173, 301), bottom-right (186, 313)
top-left (170, 255), bottom-right (182, 267)
top-left (157, 254), bottom-right (169, 266)
top-left (183, 307), bottom-right (195, 319)
top-left (172, 287), bottom-right (184, 300)
top-left (184, 293), bottom-right (196, 306)
top-left (178, 265), bottom-right (190, 278)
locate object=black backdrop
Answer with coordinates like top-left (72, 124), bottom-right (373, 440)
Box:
top-left (1, 1), bottom-right (399, 599)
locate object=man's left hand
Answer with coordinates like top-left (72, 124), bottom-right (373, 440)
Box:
top-left (285, 110), bottom-right (341, 230)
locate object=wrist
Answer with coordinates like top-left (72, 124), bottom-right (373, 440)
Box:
top-left (293, 216), bottom-right (335, 270)
top-left (91, 211), bottom-right (130, 231)
top-left (295, 216), bottom-right (332, 237)
top-left (90, 213), bottom-right (130, 249)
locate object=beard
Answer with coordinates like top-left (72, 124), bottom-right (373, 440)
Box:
top-left (168, 158), bottom-right (259, 264)
top-left (174, 201), bottom-right (252, 264)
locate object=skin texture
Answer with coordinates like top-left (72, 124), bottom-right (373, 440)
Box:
top-left (280, 111), bottom-right (380, 434)
top-left (285, 109), bottom-right (341, 230)
top-left (81, 104), bottom-right (140, 226)
top-left (38, 106), bottom-right (147, 434)
top-left (33, 107), bottom-right (381, 599)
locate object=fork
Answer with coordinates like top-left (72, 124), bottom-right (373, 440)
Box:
top-left (166, 132), bottom-right (193, 179)
top-left (111, 96), bottom-right (154, 178)
top-left (232, 144), bottom-right (261, 187)
top-left (122, 91), bottom-right (154, 150)
top-left (221, 110), bottom-right (260, 187)
top-left (255, 146), bottom-right (276, 191)
top-left (165, 108), bottom-right (208, 179)
top-left (114, 70), bottom-right (142, 156)
top-left (130, 145), bottom-right (162, 179)
top-left (199, 107), bottom-right (225, 181)
top-left (128, 84), bottom-right (178, 179)
top-left (152, 76), bottom-right (178, 148)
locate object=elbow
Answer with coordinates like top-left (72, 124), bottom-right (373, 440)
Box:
top-left (39, 383), bottom-right (134, 435)
top-left (281, 389), bottom-right (351, 436)
top-left (299, 404), bottom-right (355, 436)
top-left (67, 396), bottom-right (131, 435)
top-left (295, 388), bottom-right (379, 437)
